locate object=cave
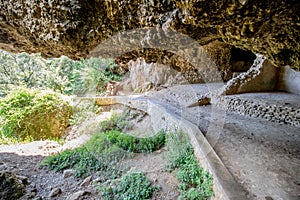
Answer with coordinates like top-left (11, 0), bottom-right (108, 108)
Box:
top-left (0, 1), bottom-right (299, 200)
top-left (230, 47), bottom-right (256, 72)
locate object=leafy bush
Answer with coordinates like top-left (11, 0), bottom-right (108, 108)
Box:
top-left (0, 88), bottom-right (71, 142)
top-left (0, 50), bottom-right (122, 96)
top-left (99, 107), bottom-right (147, 133)
top-left (41, 129), bottom-right (165, 178)
top-left (106, 130), bottom-right (165, 153)
top-left (99, 112), bottom-right (134, 133)
top-left (164, 129), bottom-right (194, 170)
top-left (0, 51), bottom-right (69, 96)
top-left (41, 133), bottom-right (130, 178)
top-left (73, 57), bottom-right (122, 95)
top-left (164, 129), bottom-right (214, 200)
top-left (177, 159), bottom-right (214, 200)
top-left (100, 172), bottom-right (159, 200)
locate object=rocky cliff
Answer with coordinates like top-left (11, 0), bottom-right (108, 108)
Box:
top-left (0, 0), bottom-right (299, 71)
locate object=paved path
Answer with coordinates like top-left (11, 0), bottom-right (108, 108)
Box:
top-left (94, 84), bottom-right (300, 199)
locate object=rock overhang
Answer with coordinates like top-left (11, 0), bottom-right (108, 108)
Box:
top-left (0, 0), bottom-right (299, 70)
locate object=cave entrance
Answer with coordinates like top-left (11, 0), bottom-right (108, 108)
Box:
top-left (230, 47), bottom-right (256, 72)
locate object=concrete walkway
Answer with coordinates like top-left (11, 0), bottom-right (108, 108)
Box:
top-left (92, 84), bottom-right (300, 200)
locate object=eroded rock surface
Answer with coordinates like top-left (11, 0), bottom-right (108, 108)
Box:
top-left (0, 0), bottom-right (299, 70)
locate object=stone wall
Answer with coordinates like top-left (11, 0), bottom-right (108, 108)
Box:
top-left (215, 95), bottom-right (300, 127)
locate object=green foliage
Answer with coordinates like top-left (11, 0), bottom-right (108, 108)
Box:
top-left (99, 114), bottom-right (131, 133)
top-left (68, 99), bottom-right (100, 126)
top-left (0, 88), bottom-right (71, 142)
top-left (177, 159), bottom-right (214, 200)
top-left (41, 133), bottom-right (130, 178)
top-left (74, 57), bottom-right (122, 95)
top-left (0, 51), bottom-right (68, 96)
top-left (99, 112), bottom-right (133, 133)
top-left (99, 107), bottom-right (147, 133)
top-left (164, 129), bottom-right (214, 200)
top-left (0, 50), bottom-right (122, 96)
top-left (41, 129), bottom-right (165, 178)
top-left (99, 172), bottom-right (159, 200)
top-left (164, 129), bottom-right (194, 170)
top-left (106, 130), bottom-right (165, 153)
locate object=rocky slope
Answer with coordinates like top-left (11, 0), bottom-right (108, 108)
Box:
top-left (0, 0), bottom-right (299, 71)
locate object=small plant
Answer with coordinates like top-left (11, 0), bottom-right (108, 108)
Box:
top-left (99, 110), bottom-right (133, 133)
top-left (177, 158), bottom-right (214, 200)
top-left (0, 88), bottom-right (71, 142)
top-left (164, 129), bottom-right (194, 170)
top-left (99, 172), bottom-right (160, 200)
top-left (106, 130), bottom-right (165, 153)
top-left (99, 107), bottom-right (147, 133)
top-left (164, 129), bottom-right (214, 200)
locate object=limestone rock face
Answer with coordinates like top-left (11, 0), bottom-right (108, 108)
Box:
top-left (128, 57), bottom-right (186, 91)
top-left (0, 0), bottom-right (299, 70)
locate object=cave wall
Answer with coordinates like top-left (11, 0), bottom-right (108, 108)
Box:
top-left (278, 66), bottom-right (300, 95)
top-left (0, 0), bottom-right (299, 70)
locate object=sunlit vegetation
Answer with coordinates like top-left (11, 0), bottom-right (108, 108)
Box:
top-left (0, 50), bottom-right (122, 143)
top-left (0, 88), bottom-right (71, 143)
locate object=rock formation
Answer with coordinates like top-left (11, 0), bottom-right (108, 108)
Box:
top-left (0, 0), bottom-right (299, 71)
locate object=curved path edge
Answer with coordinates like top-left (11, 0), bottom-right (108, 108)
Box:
top-left (90, 96), bottom-right (250, 200)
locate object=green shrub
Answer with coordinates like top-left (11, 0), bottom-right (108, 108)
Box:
top-left (106, 130), bottom-right (165, 153)
top-left (177, 159), bottom-right (214, 200)
top-left (0, 50), bottom-right (122, 96)
top-left (164, 129), bottom-right (214, 200)
top-left (41, 133), bottom-right (130, 178)
top-left (41, 129), bottom-right (165, 178)
top-left (100, 172), bottom-right (159, 200)
top-left (164, 129), bottom-right (194, 170)
top-left (74, 57), bottom-right (122, 95)
top-left (68, 99), bottom-right (100, 126)
top-left (99, 112), bottom-right (133, 133)
top-left (0, 51), bottom-right (69, 96)
top-left (0, 88), bottom-right (71, 142)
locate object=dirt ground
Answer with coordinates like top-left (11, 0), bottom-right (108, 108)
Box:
top-left (0, 147), bottom-right (179, 200)
top-left (1, 83), bottom-right (299, 200)
top-left (0, 110), bottom-right (180, 200)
